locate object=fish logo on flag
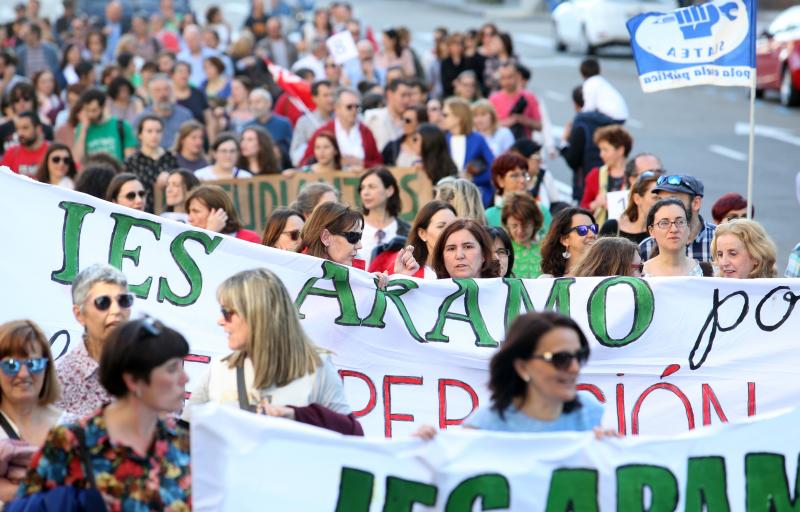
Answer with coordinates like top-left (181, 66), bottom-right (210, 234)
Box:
top-left (626, 0), bottom-right (756, 92)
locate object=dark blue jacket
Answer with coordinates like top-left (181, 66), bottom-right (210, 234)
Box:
top-left (446, 131), bottom-right (495, 207)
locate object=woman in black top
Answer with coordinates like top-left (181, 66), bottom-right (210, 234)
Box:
top-left (600, 171), bottom-right (662, 245)
top-left (440, 33), bottom-right (485, 99)
top-left (125, 115), bottom-right (179, 213)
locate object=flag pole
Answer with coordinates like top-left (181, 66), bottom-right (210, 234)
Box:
top-left (746, 75), bottom-right (756, 220)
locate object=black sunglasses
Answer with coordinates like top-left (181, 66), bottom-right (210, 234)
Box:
top-left (124, 190), bottom-right (148, 201)
top-left (13, 95), bottom-right (33, 103)
top-left (220, 306), bottom-right (236, 322)
top-left (530, 348), bottom-right (589, 371)
top-left (567, 224), bottom-right (599, 237)
top-left (338, 231), bottom-right (362, 244)
top-left (50, 155), bottom-right (72, 164)
top-left (282, 229), bottom-right (301, 241)
top-left (93, 293), bottom-right (134, 311)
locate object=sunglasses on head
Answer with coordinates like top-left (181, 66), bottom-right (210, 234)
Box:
top-left (0, 357), bottom-right (48, 377)
top-left (282, 229), bottom-right (301, 241)
top-left (567, 224), bottom-right (599, 237)
top-left (220, 306), bottom-right (236, 322)
top-left (338, 231), bottom-right (362, 244)
top-left (50, 155), bottom-right (72, 164)
top-left (656, 175), bottom-right (688, 187)
top-left (92, 293), bottom-right (134, 311)
top-left (124, 190), bottom-right (147, 201)
top-left (530, 348), bottom-right (589, 371)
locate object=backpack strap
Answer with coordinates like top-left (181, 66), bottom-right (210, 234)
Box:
top-left (116, 119), bottom-right (126, 159)
top-left (0, 412), bottom-right (20, 440)
top-left (236, 362), bottom-right (256, 413)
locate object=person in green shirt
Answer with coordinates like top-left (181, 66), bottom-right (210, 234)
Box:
top-left (73, 88), bottom-right (137, 164)
top-left (501, 191), bottom-right (545, 278)
top-left (485, 151), bottom-right (551, 240)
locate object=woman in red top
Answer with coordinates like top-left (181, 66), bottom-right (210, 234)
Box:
top-left (580, 125), bottom-right (632, 225)
top-left (185, 185), bottom-right (261, 243)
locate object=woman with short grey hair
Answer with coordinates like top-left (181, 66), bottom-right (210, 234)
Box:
top-left (55, 264), bottom-right (133, 416)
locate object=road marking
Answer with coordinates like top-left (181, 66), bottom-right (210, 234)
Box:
top-left (734, 122), bottom-right (800, 147)
top-left (545, 90), bottom-right (568, 102)
top-left (708, 144), bottom-right (748, 161)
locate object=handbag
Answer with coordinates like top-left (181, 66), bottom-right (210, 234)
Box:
top-left (5, 427), bottom-right (107, 512)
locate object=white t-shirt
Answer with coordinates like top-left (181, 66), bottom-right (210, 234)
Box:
top-left (360, 218), bottom-right (398, 265)
top-left (194, 166), bottom-right (253, 181)
top-left (335, 119), bottom-right (365, 160)
top-left (450, 134), bottom-right (467, 171)
top-left (582, 75), bottom-right (629, 121)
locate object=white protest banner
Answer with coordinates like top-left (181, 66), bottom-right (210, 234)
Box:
top-left (192, 402), bottom-right (800, 511)
top-left (606, 189), bottom-right (628, 221)
top-left (326, 31), bottom-right (358, 64)
top-left (1, 170), bottom-right (799, 437)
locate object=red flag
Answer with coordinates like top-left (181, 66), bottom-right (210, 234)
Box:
top-left (265, 60), bottom-right (315, 111)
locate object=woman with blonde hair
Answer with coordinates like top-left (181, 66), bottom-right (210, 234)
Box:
top-left (434, 176), bottom-right (486, 225)
top-left (572, 237), bottom-right (643, 278)
top-left (472, 99), bottom-right (514, 157)
top-left (442, 97), bottom-right (495, 207)
top-left (186, 269), bottom-right (361, 435)
top-left (712, 219), bottom-right (777, 279)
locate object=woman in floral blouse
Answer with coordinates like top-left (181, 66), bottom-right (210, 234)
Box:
top-left (15, 318), bottom-right (191, 511)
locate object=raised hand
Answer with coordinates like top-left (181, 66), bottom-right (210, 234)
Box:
top-left (393, 245), bottom-right (420, 276)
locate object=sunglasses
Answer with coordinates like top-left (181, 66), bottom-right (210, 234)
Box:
top-left (656, 175), bottom-right (691, 188)
top-left (220, 306), bottom-right (236, 322)
top-left (338, 231), bottom-right (362, 244)
top-left (13, 95), bottom-right (33, 103)
top-left (0, 357), bottom-right (48, 377)
top-left (530, 348), bottom-right (589, 371)
top-left (92, 293), bottom-right (135, 311)
top-left (567, 224), bottom-right (599, 237)
top-left (124, 190), bottom-right (148, 201)
top-left (50, 155), bottom-right (72, 164)
top-left (282, 229), bottom-right (301, 241)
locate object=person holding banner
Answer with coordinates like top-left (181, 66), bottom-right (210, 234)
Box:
top-left (539, 208), bottom-right (598, 278)
top-left (573, 237), bottom-right (643, 278)
top-left (359, 167), bottom-right (410, 266)
top-left (599, 171), bottom-right (661, 244)
top-left (105, 173), bottom-right (147, 212)
top-left (186, 269), bottom-right (362, 436)
top-left (185, 185), bottom-right (261, 244)
top-left (642, 199), bottom-right (710, 277)
top-left (261, 207), bottom-right (305, 252)
top-left (300, 201), bottom-right (367, 269)
top-left (195, 133), bottom-right (253, 181)
top-left (431, 219), bottom-right (500, 279)
top-left (711, 220), bottom-right (777, 279)
top-left (465, 312), bottom-right (602, 432)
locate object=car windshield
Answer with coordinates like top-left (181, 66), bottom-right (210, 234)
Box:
top-left (768, 6), bottom-right (800, 35)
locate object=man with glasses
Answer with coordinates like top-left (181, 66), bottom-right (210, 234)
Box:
top-left (364, 78), bottom-right (411, 152)
top-left (0, 111), bottom-right (48, 177)
top-left (301, 87), bottom-right (382, 169)
top-left (638, 174), bottom-right (717, 262)
top-left (291, 79), bottom-right (334, 166)
top-left (55, 264), bottom-right (133, 417)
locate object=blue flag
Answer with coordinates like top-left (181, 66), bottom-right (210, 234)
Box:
top-left (626, 0), bottom-right (757, 92)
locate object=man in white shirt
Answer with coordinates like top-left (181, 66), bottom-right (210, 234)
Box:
top-left (580, 58), bottom-right (629, 123)
top-left (363, 79), bottom-right (411, 152)
top-left (292, 38), bottom-right (328, 80)
top-left (290, 80), bottom-right (334, 165)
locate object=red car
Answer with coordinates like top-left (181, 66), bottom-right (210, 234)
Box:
top-left (756, 6), bottom-right (800, 107)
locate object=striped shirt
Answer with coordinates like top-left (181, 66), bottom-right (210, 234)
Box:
top-left (639, 216), bottom-right (717, 262)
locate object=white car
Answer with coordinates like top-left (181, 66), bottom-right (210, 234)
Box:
top-left (553, 0), bottom-right (678, 54)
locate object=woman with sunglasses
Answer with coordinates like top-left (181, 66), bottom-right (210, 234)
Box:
top-left (33, 143), bottom-right (77, 189)
top-left (642, 199), bottom-right (709, 277)
top-left (300, 202), bottom-right (368, 270)
top-left (105, 173), bottom-right (147, 212)
top-left (125, 115), bottom-right (179, 213)
top-left (186, 269), bottom-right (362, 435)
top-left (540, 208), bottom-right (598, 278)
top-left (55, 264), bottom-right (133, 417)
top-left (464, 312), bottom-right (603, 432)
top-left (162, 169), bottom-right (201, 223)
top-left (572, 237), bottom-right (643, 278)
top-left (599, 171), bottom-right (661, 245)
top-left (431, 219), bottom-right (500, 279)
top-left (0, 321), bottom-right (65, 503)
top-left (261, 208), bottom-right (305, 252)
top-left (18, 318), bottom-right (191, 510)
top-left (185, 185), bottom-right (261, 243)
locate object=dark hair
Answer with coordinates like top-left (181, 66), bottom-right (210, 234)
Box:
top-left (383, 29), bottom-right (403, 58)
top-left (237, 125), bottom-right (280, 175)
top-left (406, 200), bottom-right (456, 267)
top-left (572, 237), bottom-right (639, 277)
top-left (28, 23), bottom-right (42, 39)
top-left (105, 172), bottom-right (142, 203)
top-left (311, 131), bottom-right (342, 170)
top-left (60, 43), bottom-right (78, 70)
top-left (580, 58), bottom-right (600, 79)
top-left (211, 132), bottom-right (239, 153)
top-left (571, 85), bottom-right (584, 108)
top-left (165, 169), bottom-right (201, 212)
top-left (75, 60), bottom-right (95, 79)
top-left (86, 30), bottom-right (107, 51)
top-left (16, 110), bottom-right (41, 128)
top-left (431, 219), bottom-right (500, 279)
top-left (417, 123), bottom-right (457, 184)
top-left (262, 207), bottom-right (305, 247)
top-left (204, 56), bottom-right (225, 75)
top-left (136, 114), bottom-right (163, 135)
top-left (489, 312), bottom-right (589, 419)
top-left (117, 52), bottom-right (134, 70)
top-left (622, 171), bottom-right (661, 223)
top-left (205, 5), bottom-right (221, 24)
top-left (359, 167), bottom-right (401, 218)
top-left (33, 69), bottom-right (59, 96)
top-left (82, 152), bottom-right (124, 173)
top-left (0, 50), bottom-right (17, 68)
top-left (101, 65), bottom-right (121, 87)
top-left (501, 192), bottom-right (544, 238)
top-left (405, 104), bottom-right (428, 124)
top-left (289, 182), bottom-right (340, 218)
top-left (491, 152), bottom-right (528, 195)
top-left (79, 88), bottom-right (107, 109)
top-left (9, 82), bottom-right (38, 112)
top-left (540, 207), bottom-right (596, 277)
top-left (311, 79), bottom-right (333, 97)
top-left (386, 78), bottom-right (407, 94)
top-left (99, 318), bottom-right (189, 398)
top-left (74, 166), bottom-right (117, 199)
top-left (593, 125), bottom-right (633, 158)
top-left (498, 32), bottom-right (514, 57)
top-left (300, 202), bottom-right (365, 259)
top-left (487, 226), bottom-right (514, 278)
top-left (646, 198), bottom-right (692, 230)
top-left (107, 76), bottom-right (135, 100)
top-left (185, 185), bottom-right (244, 234)
top-left (711, 192), bottom-right (751, 224)
top-left (35, 143), bottom-right (77, 184)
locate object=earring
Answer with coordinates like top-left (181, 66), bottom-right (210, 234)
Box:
top-left (522, 374), bottom-right (530, 383)
top-left (134, 389), bottom-right (142, 398)
top-left (562, 248), bottom-right (571, 259)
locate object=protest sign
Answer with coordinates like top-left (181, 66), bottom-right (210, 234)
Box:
top-left (326, 31), bottom-right (359, 64)
top-left (627, 0), bottom-right (757, 92)
top-left (606, 189), bottom-right (628, 221)
top-left (155, 167), bottom-right (432, 233)
top-left (2, 170), bottom-right (799, 437)
top-left (192, 402), bottom-right (800, 511)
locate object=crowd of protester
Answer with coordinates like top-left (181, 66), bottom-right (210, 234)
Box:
top-left (0, 0), bottom-right (798, 508)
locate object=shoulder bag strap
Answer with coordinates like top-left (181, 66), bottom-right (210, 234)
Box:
top-left (236, 363), bottom-right (256, 412)
top-left (74, 426), bottom-right (97, 489)
top-left (0, 412), bottom-right (20, 440)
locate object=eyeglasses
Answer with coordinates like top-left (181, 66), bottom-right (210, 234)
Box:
top-left (495, 248), bottom-right (510, 257)
top-left (567, 224), bottom-right (599, 237)
top-left (220, 306), bottom-right (236, 322)
top-left (124, 190), bottom-right (147, 201)
top-left (343, 104), bottom-right (359, 111)
top-left (337, 231), bottom-right (362, 244)
top-left (50, 155), bottom-right (72, 164)
top-left (653, 218), bottom-right (687, 230)
top-left (0, 357), bottom-right (48, 377)
top-left (530, 348), bottom-right (589, 371)
top-left (506, 171), bottom-right (530, 181)
top-left (726, 214), bottom-right (746, 221)
top-left (92, 293), bottom-right (135, 311)
top-left (282, 229), bottom-right (301, 241)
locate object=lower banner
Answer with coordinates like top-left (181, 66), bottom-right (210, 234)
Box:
top-left (192, 402), bottom-right (800, 511)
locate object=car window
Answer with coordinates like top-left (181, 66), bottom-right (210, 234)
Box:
top-left (768, 6), bottom-right (800, 35)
